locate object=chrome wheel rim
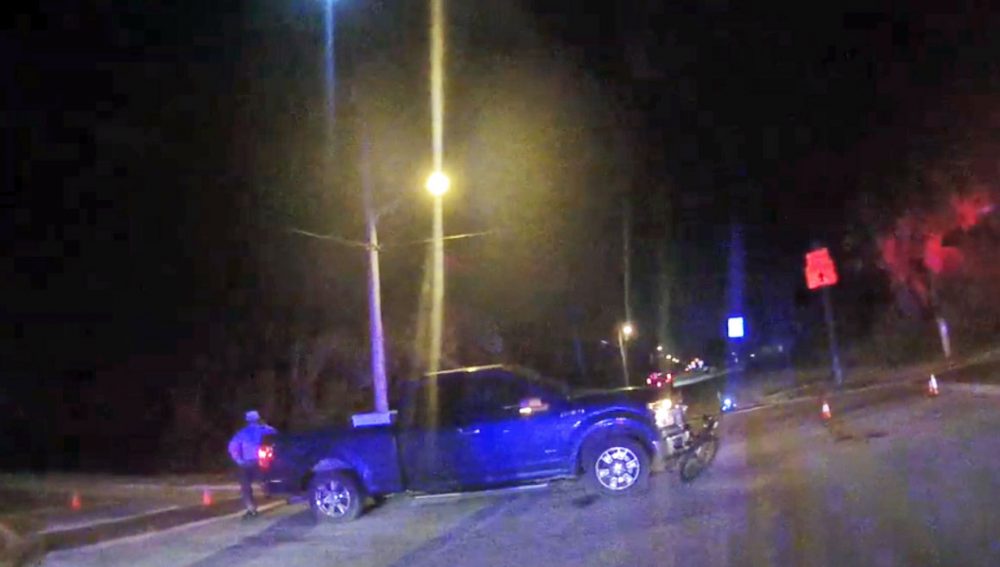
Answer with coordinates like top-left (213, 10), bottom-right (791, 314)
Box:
top-left (594, 446), bottom-right (640, 490)
top-left (314, 480), bottom-right (351, 517)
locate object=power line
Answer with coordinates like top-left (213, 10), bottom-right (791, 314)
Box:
top-left (288, 227), bottom-right (499, 249)
top-left (287, 228), bottom-right (367, 248)
top-left (383, 230), bottom-right (499, 248)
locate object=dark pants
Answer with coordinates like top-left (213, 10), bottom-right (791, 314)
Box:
top-left (237, 466), bottom-right (257, 511)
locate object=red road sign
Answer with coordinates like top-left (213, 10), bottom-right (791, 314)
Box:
top-left (805, 247), bottom-right (838, 290)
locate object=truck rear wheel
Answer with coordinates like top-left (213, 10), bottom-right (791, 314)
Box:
top-left (582, 436), bottom-right (650, 496)
top-left (309, 471), bottom-right (363, 522)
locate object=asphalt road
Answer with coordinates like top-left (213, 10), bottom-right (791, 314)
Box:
top-left (42, 387), bottom-right (1000, 567)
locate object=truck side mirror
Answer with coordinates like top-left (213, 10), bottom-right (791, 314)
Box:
top-left (518, 397), bottom-right (549, 416)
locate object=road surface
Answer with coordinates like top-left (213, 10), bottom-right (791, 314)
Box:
top-left (43, 387), bottom-right (1000, 567)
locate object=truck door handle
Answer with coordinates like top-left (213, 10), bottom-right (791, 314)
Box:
top-left (458, 427), bottom-right (480, 435)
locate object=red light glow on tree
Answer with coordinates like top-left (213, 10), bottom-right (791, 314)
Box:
top-left (878, 189), bottom-right (994, 306)
top-left (805, 248), bottom-right (838, 290)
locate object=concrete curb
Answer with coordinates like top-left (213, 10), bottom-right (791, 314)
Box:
top-left (731, 377), bottom-right (999, 419)
top-left (37, 506), bottom-right (183, 536)
top-left (752, 353), bottom-right (1000, 409)
top-left (114, 483), bottom-right (240, 492)
top-left (945, 382), bottom-right (1000, 397)
top-left (36, 497), bottom-right (283, 555)
top-left (758, 378), bottom-right (915, 410)
top-left (48, 500), bottom-right (285, 556)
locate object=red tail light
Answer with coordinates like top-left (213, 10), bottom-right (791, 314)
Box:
top-left (258, 445), bottom-right (274, 469)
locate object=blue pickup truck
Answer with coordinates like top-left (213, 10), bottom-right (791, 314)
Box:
top-left (258, 365), bottom-right (703, 522)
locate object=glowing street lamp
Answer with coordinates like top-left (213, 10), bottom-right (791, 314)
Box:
top-left (621, 323), bottom-right (634, 338)
top-left (425, 170), bottom-right (450, 196)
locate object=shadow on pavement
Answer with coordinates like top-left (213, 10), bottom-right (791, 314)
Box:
top-left (570, 494), bottom-right (599, 508)
top-left (384, 496), bottom-right (521, 567)
top-left (185, 509), bottom-right (317, 567)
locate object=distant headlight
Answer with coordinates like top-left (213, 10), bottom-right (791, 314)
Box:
top-left (647, 398), bottom-right (675, 428)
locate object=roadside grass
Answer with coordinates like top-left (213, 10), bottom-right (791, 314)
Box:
top-left (0, 474), bottom-right (244, 565)
top-left (676, 345), bottom-right (1000, 414)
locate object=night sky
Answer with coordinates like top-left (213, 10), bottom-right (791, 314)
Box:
top-left (3, 1), bottom-right (997, 468)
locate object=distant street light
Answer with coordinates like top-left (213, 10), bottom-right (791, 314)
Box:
top-left (656, 345), bottom-right (663, 352)
top-left (618, 322), bottom-right (634, 387)
top-left (425, 170), bottom-right (451, 196)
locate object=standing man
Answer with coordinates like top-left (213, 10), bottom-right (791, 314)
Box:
top-left (228, 409), bottom-right (277, 518)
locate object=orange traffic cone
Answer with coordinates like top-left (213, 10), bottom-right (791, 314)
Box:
top-left (202, 489), bottom-right (213, 506)
top-left (821, 400), bottom-right (832, 420)
top-left (70, 491), bottom-right (82, 510)
top-left (927, 375), bottom-right (939, 397)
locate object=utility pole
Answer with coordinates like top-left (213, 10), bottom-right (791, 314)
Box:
top-left (360, 117), bottom-right (389, 413)
top-left (363, 200), bottom-right (389, 414)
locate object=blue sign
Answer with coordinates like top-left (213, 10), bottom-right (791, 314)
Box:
top-left (727, 317), bottom-right (745, 339)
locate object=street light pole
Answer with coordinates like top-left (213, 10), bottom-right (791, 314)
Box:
top-left (618, 330), bottom-right (629, 387)
top-left (619, 323), bottom-right (633, 387)
top-left (425, 172), bottom-right (450, 374)
top-left (426, 0), bottom-right (447, 374)
top-left (429, 196), bottom-right (445, 373)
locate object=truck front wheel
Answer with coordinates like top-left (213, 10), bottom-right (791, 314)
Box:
top-left (309, 471), bottom-right (363, 522)
top-left (582, 436), bottom-right (650, 496)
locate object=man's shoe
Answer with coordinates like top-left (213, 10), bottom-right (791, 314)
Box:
top-left (242, 509), bottom-right (258, 519)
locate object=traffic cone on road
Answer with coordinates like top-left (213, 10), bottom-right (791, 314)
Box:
top-left (202, 489), bottom-right (213, 506)
top-left (821, 400), bottom-right (832, 421)
top-left (927, 375), bottom-right (940, 397)
top-left (70, 491), bottom-right (82, 510)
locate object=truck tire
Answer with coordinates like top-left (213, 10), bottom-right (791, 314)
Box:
top-left (582, 435), bottom-right (650, 496)
top-left (309, 471), bottom-right (364, 522)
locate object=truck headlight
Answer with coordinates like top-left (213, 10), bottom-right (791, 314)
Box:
top-left (647, 398), bottom-right (675, 428)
